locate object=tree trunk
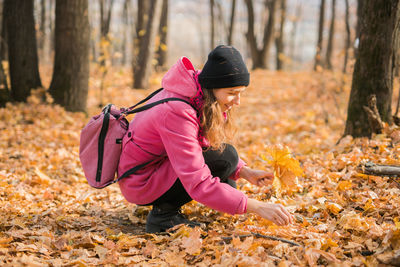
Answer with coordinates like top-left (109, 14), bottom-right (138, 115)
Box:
top-left (215, 1), bottom-right (228, 44)
top-left (98, 0), bottom-right (114, 106)
top-left (99, 0), bottom-right (114, 65)
top-left (49, 0), bottom-right (55, 51)
top-left (4, 0), bottom-right (42, 102)
top-left (0, 0), bottom-right (9, 106)
top-left (289, 1), bottom-right (302, 69)
top-left (354, 0), bottom-right (363, 58)
top-left (121, 0), bottom-right (131, 66)
top-left (210, 0), bottom-right (215, 50)
top-left (262, 0), bottom-right (278, 69)
top-left (314, 0), bottom-right (325, 71)
top-left (133, 0), bottom-right (161, 89)
top-left (343, 0), bottom-right (351, 74)
top-left (132, 0), bottom-right (149, 70)
top-left (0, 0), bottom-right (8, 106)
top-left (38, 0), bottom-right (46, 51)
top-left (227, 0), bottom-right (236, 45)
top-left (275, 0), bottom-right (286, 70)
top-left (325, 0), bottom-right (336, 70)
top-left (394, 11), bottom-right (400, 117)
top-left (344, 1), bottom-right (400, 137)
top-left (245, 0), bottom-right (278, 70)
top-left (49, 0), bottom-right (89, 112)
top-left (156, 0), bottom-right (168, 70)
top-left (0, 0), bottom-right (6, 61)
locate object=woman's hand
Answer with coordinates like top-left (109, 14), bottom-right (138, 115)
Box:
top-left (240, 166), bottom-right (274, 187)
top-left (247, 198), bottom-right (294, 226)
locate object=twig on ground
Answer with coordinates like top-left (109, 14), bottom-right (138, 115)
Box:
top-left (221, 232), bottom-right (301, 247)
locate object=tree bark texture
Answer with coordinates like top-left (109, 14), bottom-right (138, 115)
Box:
top-left (133, 0), bottom-right (149, 70)
top-left (121, 0), bottom-right (131, 66)
top-left (275, 0), bottom-right (286, 70)
top-left (38, 0), bottom-right (46, 51)
top-left (99, 0), bottom-right (114, 65)
top-left (245, 0), bottom-right (278, 70)
top-left (0, 0), bottom-right (9, 106)
top-left (156, 0), bottom-right (168, 70)
top-left (0, 0), bottom-right (6, 61)
top-left (4, 0), bottom-right (42, 102)
top-left (343, 0), bottom-right (351, 74)
top-left (133, 0), bottom-right (161, 89)
top-left (325, 0), bottom-right (336, 70)
top-left (344, 1), bottom-right (400, 137)
top-left (49, 0), bottom-right (55, 51)
top-left (227, 0), bottom-right (236, 45)
top-left (100, 0), bottom-right (114, 38)
top-left (49, 0), bottom-right (89, 112)
top-left (314, 0), bottom-right (325, 70)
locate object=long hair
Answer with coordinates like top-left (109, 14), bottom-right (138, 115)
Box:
top-left (200, 89), bottom-right (237, 151)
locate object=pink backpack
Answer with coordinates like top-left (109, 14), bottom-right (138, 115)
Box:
top-left (79, 88), bottom-right (193, 189)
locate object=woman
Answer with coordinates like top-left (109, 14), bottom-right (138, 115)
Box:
top-left (118, 45), bottom-right (294, 233)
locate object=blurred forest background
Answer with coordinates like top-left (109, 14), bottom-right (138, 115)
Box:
top-left (2, 0), bottom-right (399, 139)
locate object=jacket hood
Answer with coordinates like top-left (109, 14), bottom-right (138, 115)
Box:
top-left (161, 57), bottom-right (198, 98)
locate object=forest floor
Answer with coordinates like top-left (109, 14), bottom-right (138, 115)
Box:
top-left (0, 67), bottom-right (400, 266)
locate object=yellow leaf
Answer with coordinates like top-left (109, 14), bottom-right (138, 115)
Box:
top-left (363, 199), bottom-right (375, 212)
top-left (325, 202), bottom-right (343, 214)
top-left (394, 217), bottom-right (400, 230)
top-left (160, 43), bottom-right (167, 51)
top-left (138, 29), bottom-right (146, 36)
top-left (336, 180), bottom-right (352, 191)
top-left (321, 238), bottom-right (339, 251)
top-left (264, 145), bottom-right (303, 196)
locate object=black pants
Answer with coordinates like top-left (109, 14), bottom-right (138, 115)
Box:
top-left (148, 144), bottom-right (239, 208)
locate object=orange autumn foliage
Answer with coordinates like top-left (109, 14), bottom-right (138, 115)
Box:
top-left (263, 145), bottom-right (303, 196)
top-left (0, 66), bottom-right (400, 265)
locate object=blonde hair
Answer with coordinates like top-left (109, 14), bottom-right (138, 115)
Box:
top-left (200, 89), bottom-right (237, 151)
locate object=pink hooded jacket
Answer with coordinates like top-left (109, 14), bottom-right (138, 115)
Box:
top-left (118, 57), bottom-right (248, 215)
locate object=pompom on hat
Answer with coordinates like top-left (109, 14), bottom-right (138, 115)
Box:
top-left (198, 45), bottom-right (250, 89)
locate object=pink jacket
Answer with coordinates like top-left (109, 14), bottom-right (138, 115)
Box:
top-left (118, 57), bottom-right (248, 215)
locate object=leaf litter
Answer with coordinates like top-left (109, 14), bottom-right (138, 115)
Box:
top-left (0, 68), bottom-right (399, 265)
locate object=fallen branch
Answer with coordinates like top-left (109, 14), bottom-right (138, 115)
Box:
top-left (360, 162), bottom-right (400, 188)
top-left (221, 232), bottom-right (300, 247)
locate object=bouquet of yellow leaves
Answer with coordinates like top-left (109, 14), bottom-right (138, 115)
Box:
top-left (262, 145), bottom-right (303, 197)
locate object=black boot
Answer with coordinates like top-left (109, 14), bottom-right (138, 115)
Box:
top-left (145, 203), bottom-right (201, 233)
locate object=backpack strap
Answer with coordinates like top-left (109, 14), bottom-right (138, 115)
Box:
top-left (95, 160), bottom-right (154, 189)
top-left (125, 97), bottom-right (196, 115)
top-left (114, 91), bottom-right (197, 184)
top-left (123, 88), bottom-right (163, 113)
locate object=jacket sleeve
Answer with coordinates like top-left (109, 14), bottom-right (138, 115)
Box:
top-left (229, 158), bottom-right (246, 181)
top-left (158, 104), bottom-right (248, 215)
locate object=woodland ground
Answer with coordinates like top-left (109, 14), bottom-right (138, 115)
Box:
top-left (0, 66), bottom-right (400, 266)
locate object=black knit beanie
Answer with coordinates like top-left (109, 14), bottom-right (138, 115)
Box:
top-left (198, 45), bottom-right (250, 89)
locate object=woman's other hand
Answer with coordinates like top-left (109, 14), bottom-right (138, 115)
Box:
top-left (240, 166), bottom-right (274, 187)
top-left (247, 199), bottom-right (294, 226)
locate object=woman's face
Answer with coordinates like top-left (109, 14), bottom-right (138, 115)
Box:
top-left (213, 86), bottom-right (246, 112)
